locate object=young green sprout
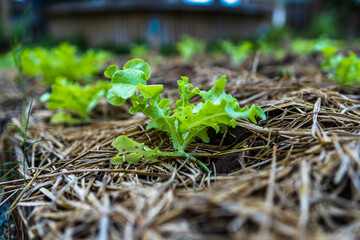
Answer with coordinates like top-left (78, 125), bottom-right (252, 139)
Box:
top-left (106, 59), bottom-right (266, 172)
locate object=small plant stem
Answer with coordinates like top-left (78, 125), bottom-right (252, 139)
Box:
top-left (153, 150), bottom-right (209, 173)
top-left (192, 157), bottom-right (209, 173)
top-left (176, 150), bottom-right (210, 173)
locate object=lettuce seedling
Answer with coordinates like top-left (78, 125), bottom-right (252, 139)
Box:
top-left (21, 42), bottom-right (110, 85)
top-left (321, 46), bottom-right (360, 85)
top-left (290, 38), bottom-right (317, 56)
top-left (176, 35), bottom-right (206, 62)
top-left (130, 43), bottom-right (150, 58)
top-left (290, 38), bottom-right (345, 57)
top-left (220, 40), bottom-right (253, 65)
top-left (106, 59), bottom-right (266, 172)
top-left (40, 79), bottom-right (111, 124)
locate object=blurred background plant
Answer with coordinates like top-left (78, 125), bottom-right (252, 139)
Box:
top-left (176, 35), bottom-right (206, 62)
top-left (20, 42), bottom-right (111, 85)
top-left (219, 40), bottom-right (253, 66)
top-left (129, 43), bottom-right (150, 58)
top-left (40, 79), bottom-right (111, 124)
top-left (320, 46), bottom-right (360, 85)
top-left (0, 52), bottom-right (14, 69)
top-left (306, 10), bottom-right (342, 38)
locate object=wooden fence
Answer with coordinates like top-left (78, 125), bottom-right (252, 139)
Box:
top-left (45, 0), bottom-right (274, 46)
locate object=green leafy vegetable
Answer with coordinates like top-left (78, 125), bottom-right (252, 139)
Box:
top-left (106, 59), bottom-right (266, 171)
top-left (176, 35), bottom-right (206, 62)
top-left (130, 43), bottom-right (150, 58)
top-left (290, 38), bottom-right (317, 56)
top-left (40, 78), bottom-right (111, 124)
top-left (0, 52), bottom-right (15, 68)
top-left (21, 42), bottom-right (110, 85)
top-left (220, 40), bottom-right (253, 65)
top-left (290, 38), bottom-right (345, 56)
top-left (256, 27), bottom-right (287, 61)
top-left (110, 135), bottom-right (195, 164)
top-left (320, 46), bottom-right (360, 85)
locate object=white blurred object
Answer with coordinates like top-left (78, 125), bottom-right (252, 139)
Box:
top-left (272, 0), bottom-right (286, 27)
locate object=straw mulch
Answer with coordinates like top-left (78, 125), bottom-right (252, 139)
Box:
top-left (1, 63), bottom-right (360, 240)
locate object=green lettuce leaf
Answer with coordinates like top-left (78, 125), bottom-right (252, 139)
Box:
top-left (111, 135), bottom-right (190, 164)
top-left (176, 35), bottom-right (206, 62)
top-left (104, 59), bottom-right (153, 106)
top-left (21, 42), bottom-right (111, 85)
top-left (106, 59), bottom-right (267, 172)
top-left (42, 78), bottom-right (111, 124)
top-left (321, 47), bottom-right (360, 85)
top-left (50, 112), bottom-right (85, 125)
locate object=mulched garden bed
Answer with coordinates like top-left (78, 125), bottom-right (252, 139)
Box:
top-left (1, 57), bottom-right (360, 239)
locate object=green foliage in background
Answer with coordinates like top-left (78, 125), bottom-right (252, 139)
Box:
top-left (255, 26), bottom-right (292, 60)
top-left (40, 79), bottom-right (111, 124)
top-left (257, 40), bottom-right (286, 61)
top-left (0, 52), bottom-right (15, 69)
top-left (219, 40), bottom-right (253, 65)
top-left (307, 10), bottom-right (342, 38)
top-left (20, 42), bottom-right (111, 85)
top-left (290, 38), bottom-right (318, 56)
top-left (321, 46), bottom-right (360, 85)
top-left (176, 35), bottom-right (206, 62)
top-left (290, 38), bottom-right (345, 56)
top-left (105, 59), bottom-right (266, 171)
top-left (130, 43), bottom-right (150, 58)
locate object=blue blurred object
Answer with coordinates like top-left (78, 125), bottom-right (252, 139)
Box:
top-left (220, 0), bottom-right (241, 7)
top-left (182, 0), bottom-right (214, 6)
top-left (149, 17), bottom-right (161, 34)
